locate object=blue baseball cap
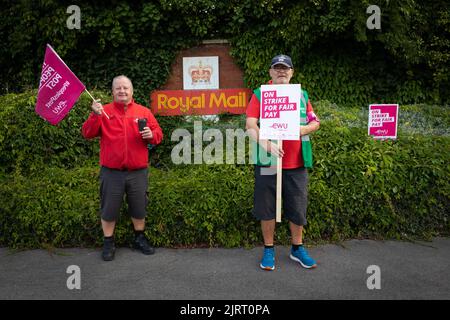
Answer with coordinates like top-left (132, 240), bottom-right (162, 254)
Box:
top-left (271, 54), bottom-right (293, 68)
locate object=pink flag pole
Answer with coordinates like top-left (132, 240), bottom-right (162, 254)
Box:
top-left (84, 89), bottom-right (109, 119)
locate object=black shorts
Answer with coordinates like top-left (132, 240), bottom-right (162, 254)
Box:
top-left (99, 167), bottom-right (148, 222)
top-left (252, 166), bottom-right (308, 226)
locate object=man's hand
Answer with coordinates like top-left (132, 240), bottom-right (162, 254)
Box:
top-left (261, 140), bottom-right (284, 158)
top-left (91, 99), bottom-right (103, 115)
top-left (140, 127), bottom-right (153, 140)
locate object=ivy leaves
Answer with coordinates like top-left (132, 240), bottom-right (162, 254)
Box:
top-left (1, 0), bottom-right (449, 105)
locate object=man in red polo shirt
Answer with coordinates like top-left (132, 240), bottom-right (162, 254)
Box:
top-left (82, 75), bottom-right (163, 261)
top-left (246, 55), bottom-right (320, 271)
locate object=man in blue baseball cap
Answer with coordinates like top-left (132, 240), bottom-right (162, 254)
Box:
top-left (246, 54), bottom-right (320, 271)
top-left (270, 54), bottom-right (294, 69)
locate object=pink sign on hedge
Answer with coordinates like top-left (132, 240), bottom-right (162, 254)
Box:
top-left (35, 44), bottom-right (85, 125)
top-left (368, 104), bottom-right (399, 139)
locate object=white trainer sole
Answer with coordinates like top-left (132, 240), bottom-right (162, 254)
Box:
top-left (290, 254), bottom-right (317, 269)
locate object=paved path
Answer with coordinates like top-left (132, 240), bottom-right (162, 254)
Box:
top-left (1, 238), bottom-right (449, 300)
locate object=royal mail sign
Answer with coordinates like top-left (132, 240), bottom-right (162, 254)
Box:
top-left (150, 88), bottom-right (251, 116)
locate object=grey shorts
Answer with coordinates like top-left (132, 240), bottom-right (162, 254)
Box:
top-left (99, 167), bottom-right (148, 222)
top-left (252, 166), bottom-right (308, 226)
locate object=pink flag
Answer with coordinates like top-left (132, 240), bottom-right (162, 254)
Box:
top-left (35, 44), bottom-right (85, 125)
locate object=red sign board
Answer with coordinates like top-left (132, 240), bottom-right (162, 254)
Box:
top-left (150, 88), bottom-right (252, 116)
top-left (368, 104), bottom-right (399, 139)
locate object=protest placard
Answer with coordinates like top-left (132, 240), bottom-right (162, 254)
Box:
top-left (260, 84), bottom-right (301, 222)
top-left (368, 104), bottom-right (399, 139)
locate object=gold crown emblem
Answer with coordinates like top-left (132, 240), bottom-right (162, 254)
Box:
top-left (189, 60), bottom-right (213, 84)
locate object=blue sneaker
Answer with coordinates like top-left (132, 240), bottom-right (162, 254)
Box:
top-left (290, 246), bottom-right (317, 269)
top-left (260, 247), bottom-right (275, 271)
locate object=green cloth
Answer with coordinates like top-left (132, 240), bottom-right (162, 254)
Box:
top-left (251, 87), bottom-right (313, 168)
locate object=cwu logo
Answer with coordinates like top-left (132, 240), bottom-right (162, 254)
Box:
top-left (375, 129), bottom-right (388, 135)
top-left (269, 123), bottom-right (288, 130)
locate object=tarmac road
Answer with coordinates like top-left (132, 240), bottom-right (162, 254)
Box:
top-left (1, 238), bottom-right (449, 300)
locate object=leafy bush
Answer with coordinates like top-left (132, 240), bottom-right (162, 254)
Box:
top-left (309, 120), bottom-right (449, 241)
top-left (0, 91), bottom-right (448, 248)
top-left (0, 165), bottom-right (259, 249)
top-left (0, 90), bottom-right (106, 174)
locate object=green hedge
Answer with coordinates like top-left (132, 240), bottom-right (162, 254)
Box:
top-left (0, 131), bottom-right (448, 249)
top-left (0, 90), bottom-right (248, 174)
top-left (309, 121), bottom-right (449, 240)
top-left (0, 90), bottom-right (104, 174)
top-left (2, 90), bottom-right (448, 175)
top-left (0, 91), bottom-right (448, 248)
top-left (0, 165), bottom-right (259, 249)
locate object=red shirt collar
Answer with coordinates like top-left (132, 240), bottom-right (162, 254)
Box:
top-left (113, 99), bottom-right (135, 110)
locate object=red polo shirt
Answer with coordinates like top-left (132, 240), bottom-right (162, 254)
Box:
top-left (246, 90), bottom-right (317, 169)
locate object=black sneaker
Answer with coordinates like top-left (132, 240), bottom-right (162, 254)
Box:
top-left (102, 237), bottom-right (116, 261)
top-left (133, 233), bottom-right (155, 255)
